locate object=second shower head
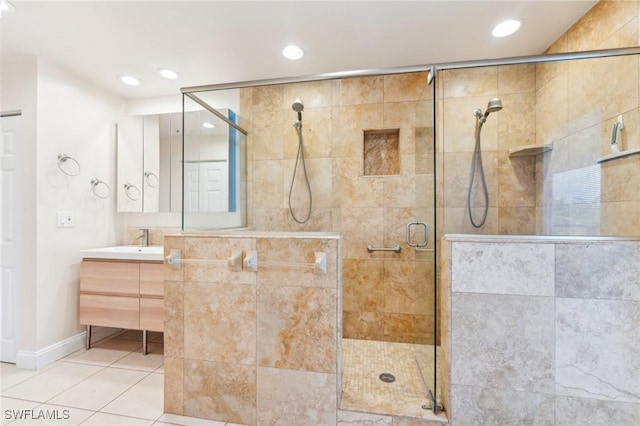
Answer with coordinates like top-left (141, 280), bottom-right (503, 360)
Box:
top-left (475, 97), bottom-right (503, 126)
top-left (292, 99), bottom-right (304, 113)
top-left (292, 98), bottom-right (304, 124)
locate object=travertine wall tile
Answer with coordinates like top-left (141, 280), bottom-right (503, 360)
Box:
top-left (451, 293), bottom-right (555, 393)
top-left (337, 409), bottom-right (392, 425)
top-left (164, 281), bottom-right (184, 359)
top-left (256, 237), bottom-right (338, 287)
top-left (339, 76), bottom-right (384, 106)
top-left (257, 367), bottom-right (337, 426)
top-left (555, 395), bottom-right (640, 425)
top-left (183, 359), bottom-right (257, 426)
top-left (451, 242), bottom-right (555, 296)
top-left (556, 243), bottom-right (640, 300)
top-left (163, 356), bottom-right (183, 415)
top-left (384, 72), bottom-right (431, 103)
top-left (257, 286), bottom-right (337, 373)
top-left (184, 282), bottom-right (256, 365)
top-left (182, 237), bottom-right (257, 285)
top-left (556, 297), bottom-right (640, 403)
top-left (450, 385), bottom-right (555, 426)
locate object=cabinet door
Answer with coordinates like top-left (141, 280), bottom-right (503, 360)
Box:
top-left (140, 263), bottom-right (164, 297)
top-left (80, 261), bottom-right (139, 296)
top-left (79, 294), bottom-right (139, 329)
top-left (140, 298), bottom-right (164, 332)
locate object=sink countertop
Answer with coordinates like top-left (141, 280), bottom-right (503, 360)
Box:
top-left (79, 245), bottom-right (164, 261)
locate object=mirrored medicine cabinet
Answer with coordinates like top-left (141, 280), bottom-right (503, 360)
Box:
top-left (117, 113), bottom-right (182, 213)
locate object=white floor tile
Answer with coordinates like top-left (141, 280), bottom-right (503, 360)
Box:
top-left (63, 339), bottom-right (142, 367)
top-left (111, 344), bottom-right (164, 372)
top-left (101, 373), bottom-right (163, 420)
top-left (1, 363), bottom-right (103, 403)
top-left (80, 412), bottom-right (154, 425)
top-left (48, 367), bottom-right (148, 411)
top-left (9, 404), bottom-right (94, 426)
top-left (0, 362), bottom-right (59, 391)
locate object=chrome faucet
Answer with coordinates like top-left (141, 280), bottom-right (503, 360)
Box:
top-left (136, 228), bottom-right (149, 246)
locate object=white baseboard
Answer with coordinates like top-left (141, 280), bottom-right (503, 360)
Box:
top-left (16, 333), bottom-right (85, 370)
top-left (15, 326), bottom-right (121, 370)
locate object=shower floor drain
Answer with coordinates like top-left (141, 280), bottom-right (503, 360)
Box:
top-left (379, 373), bottom-right (396, 383)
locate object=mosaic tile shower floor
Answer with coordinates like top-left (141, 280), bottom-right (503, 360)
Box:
top-left (340, 338), bottom-right (441, 419)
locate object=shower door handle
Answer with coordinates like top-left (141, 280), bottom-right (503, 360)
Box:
top-left (406, 221), bottom-right (428, 248)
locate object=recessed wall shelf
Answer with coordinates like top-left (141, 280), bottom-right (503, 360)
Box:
top-left (364, 128), bottom-right (400, 176)
top-left (508, 143), bottom-right (553, 158)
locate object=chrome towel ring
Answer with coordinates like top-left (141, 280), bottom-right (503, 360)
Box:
top-left (124, 183), bottom-right (141, 201)
top-left (57, 153), bottom-right (81, 176)
top-left (90, 178), bottom-right (110, 199)
top-left (144, 171), bottom-right (159, 188)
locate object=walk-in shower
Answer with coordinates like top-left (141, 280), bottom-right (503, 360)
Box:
top-left (288, 98), bottom-right (313, 224)
top-left (468, 97), bottom-right (502, 228)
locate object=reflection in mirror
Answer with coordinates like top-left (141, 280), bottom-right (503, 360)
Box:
top-left (182, 92), bottom-right (246, 230)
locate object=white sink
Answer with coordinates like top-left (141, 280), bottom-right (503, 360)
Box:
top-left (79, 245), bottom-right (164, 261)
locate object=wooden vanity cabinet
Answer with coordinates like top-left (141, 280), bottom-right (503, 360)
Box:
top-left (79, 259), bottom-right (164, 334)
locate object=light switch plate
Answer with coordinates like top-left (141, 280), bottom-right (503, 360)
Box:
top-left (57, 211), bottom-right (75, 228)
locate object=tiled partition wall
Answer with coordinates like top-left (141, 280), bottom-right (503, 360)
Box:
top-left (162, 232), bottom-right (342, 426)
top-left (440, 235), bottom-right (640, 425)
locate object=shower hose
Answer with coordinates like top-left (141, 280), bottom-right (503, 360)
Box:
top-left (467, 124), bottom-right (489, 228)
top-left (288, 122), bottom-right (313, 224)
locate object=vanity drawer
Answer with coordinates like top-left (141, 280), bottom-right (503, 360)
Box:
top-left (79, 294), bottom-right (139, 329)
top-left (80, 260), bottom-right (139, 296)
top-left (140, 298), bottom-right (164, 332)
top-left (140, 262), bottom-right (164, 297)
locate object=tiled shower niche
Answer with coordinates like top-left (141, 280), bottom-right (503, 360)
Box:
top-left (363, 129), bottom-right (400, 176)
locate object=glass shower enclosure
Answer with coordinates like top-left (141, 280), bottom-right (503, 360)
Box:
top-left (181, 69), bottom-right (440, 419)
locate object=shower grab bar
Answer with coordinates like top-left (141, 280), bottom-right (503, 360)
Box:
top-left (367, 245), bottom-right (401, 253)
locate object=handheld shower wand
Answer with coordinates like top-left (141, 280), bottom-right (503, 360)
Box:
top-left (468, 98), bottom-right (502, 228)
top-left (288, 99), bottom-right (313, 224)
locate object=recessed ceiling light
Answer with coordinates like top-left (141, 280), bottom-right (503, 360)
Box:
top-left (158, 68), bottom-right (180, 80)
top-left (492, 19), bottom-right (522, 38)
top-left (0, 0), bottom-right (16, 15)
top-left (282, 45), bottom-right (304, 60)
top-left (119, 75), bottom-right (141, 87)
top-left (202, 122), bottom-right (215, 129)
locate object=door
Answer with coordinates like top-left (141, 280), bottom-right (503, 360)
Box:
top-left (1, 113), bottom-right (22, 363)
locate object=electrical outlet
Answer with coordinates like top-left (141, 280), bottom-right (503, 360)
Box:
top-left (57, 211), bottom-right (75, 228)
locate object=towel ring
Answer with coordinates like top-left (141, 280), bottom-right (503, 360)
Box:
top-left (90, 178), bottom-right (110, 199)
top-left (144, 171), bottom-right (159, 188)
top-left (57, 153), bottom-right (81, 176)
top-left (124, 183), bottom-right (141, 201)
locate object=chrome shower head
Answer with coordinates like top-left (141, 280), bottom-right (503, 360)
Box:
top-left (485, 98), bottom-right (503, 115)
top-left (292, 99), bottom-right (304, 113)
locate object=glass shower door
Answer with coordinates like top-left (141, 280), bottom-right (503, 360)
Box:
top-left (412, 68), bottom-right (439, 412)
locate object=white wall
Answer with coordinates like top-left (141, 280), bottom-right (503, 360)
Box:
top-left (2, 57), bottom-right (126, 366)
top-left (35, 59), bottom-right (125, 352)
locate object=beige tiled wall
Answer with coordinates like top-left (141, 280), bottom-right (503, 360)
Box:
top-left (440, 0), bottom-right (640, 238)
top-left (241, 73), bottom-right (437, 344)
top-left (163, 233), bottom-right (341, 426)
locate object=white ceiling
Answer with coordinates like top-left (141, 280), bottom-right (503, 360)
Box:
top-left (1, 0), bottom-right (598, 100)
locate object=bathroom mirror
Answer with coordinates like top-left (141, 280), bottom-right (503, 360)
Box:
top-left (116, 112), bottom-right (182, 213)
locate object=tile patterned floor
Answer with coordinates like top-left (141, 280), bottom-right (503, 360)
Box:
top-left (0, 331), bottom-right (241, 426)
top-left (340, 338), bottom-right (441, 419)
